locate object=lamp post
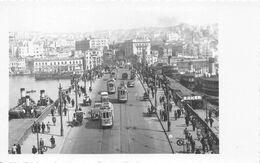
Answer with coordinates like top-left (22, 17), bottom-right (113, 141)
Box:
top-left (74, 77), bottom-right (79, 111)
top-left (59, 83), bottom-right (64, 136)
top-left (164, 75), bottom-right (171, 132)
top-left (84, 71), bottom-right (87, 96)
top-left (36, 127), bottom-right (40, 154)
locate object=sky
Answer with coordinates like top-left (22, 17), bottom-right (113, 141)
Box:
top-left (1, 1), bottom-right (220, 32)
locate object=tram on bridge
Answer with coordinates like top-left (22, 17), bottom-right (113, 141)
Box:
top-left (100, 102), bottom-right (114, 128)
top-left (117, 81), bottom-right (128, 103)
top-left (110, 70), bottom-right (117, 80)
top-left (107, 79), bottom-right (116, 94)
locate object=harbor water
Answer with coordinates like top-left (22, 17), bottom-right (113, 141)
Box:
top-left (9, 76), bottom-right (74, 108)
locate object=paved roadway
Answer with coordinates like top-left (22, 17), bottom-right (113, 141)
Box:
top-left (60, 68), bottom-right (172, 154)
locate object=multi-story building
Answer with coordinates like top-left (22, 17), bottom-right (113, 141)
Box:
top-left (75, 37), bottom-right (109, 52)
top-left (84, 49), bottom-right (103, 70)
top-left (124, 37), bottom-right (151, 63)
top-left (9, 57), bottom-right (27, 73)
top-left (33, 57), bottom-right (84, 74)
top-left (146, 50), bottom-right (159, 65)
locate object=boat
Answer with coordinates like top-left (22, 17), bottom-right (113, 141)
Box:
top-left (34, 72), bottom-right (75, 80)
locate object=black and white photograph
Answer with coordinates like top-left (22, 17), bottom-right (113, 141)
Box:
top-left (1, 0), bottom-right (260, 163)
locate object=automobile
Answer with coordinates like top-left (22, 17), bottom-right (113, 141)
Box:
top-left (127, 80), bottom-right (135, 87)
top-left (122, 73), bottom-right (128, 80)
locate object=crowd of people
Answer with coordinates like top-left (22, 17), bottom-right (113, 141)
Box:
top-left (143, 74), bottom-right (217, 154)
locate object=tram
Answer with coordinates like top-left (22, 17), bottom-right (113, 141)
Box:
top-left (100, 102), bottom-right (114, 128)
top-left (117, 81), bottom-right (128, 103)
top-left (107, 79), bottom-right (116, 94)
top-left (110, 70), bottom-right (117, 80)
top-left (100, 91), bottom-right (109, 103)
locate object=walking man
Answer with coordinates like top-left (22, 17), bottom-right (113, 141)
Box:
top-left (37, 122), bottom-right (41, 133)
top-left (184, 127), bottom-right (189, 139)
top-left (39, 138), bottom-right (44, 149)
top-left (51, 107), bottom-right (54, 117)
top-left (52, 116), bottom-right (56, 126)
top-left (174, 110), bottom-right (177, 120)
top-left (50, 136), bottom-right (56, 148)
top-left (41, 122), bottom-right (45, 134)
top-left (185, 116), bottom-right (189, 126)
top-left (71, 99), bottom-right (75, 108)
top-left (16, 144), bottom-right (21, 154)
top-left (192, 120), bottom-right (196, 131)
top-left (64, 107), bottom-right (67, 116)
top-left (47, 121), bottom-right (50, 133)
top-left (32, 145), bottom-right (37, 154)
top-left (11, 144), bottom-right (17, 154)
top-left (209, 117), bottom-right (214, 127)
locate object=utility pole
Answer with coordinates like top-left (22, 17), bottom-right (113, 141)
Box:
top-left (154, 71), bottom-right (157, 109)
top-left (59, 83), bottom-right (64, 136)
top-left (74, 77), bottom-right (78, 111)
top-left (90, 70), bottom-right (92, 88)
top-left (164, 75), bottom-right (171, 131)
top-left (36, 128), bottom-right (39, 154)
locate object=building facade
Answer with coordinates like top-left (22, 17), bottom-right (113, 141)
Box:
top-left (9, 57), bottom-right (27, 73)
top-left (76, 37), bottom-right (109, 52)
top-left (33, 57), bottom-right (84, 73)
top-left (84, 49), bottom-right (103, 70)
top-left (125, 37), bottom-right (151, 63)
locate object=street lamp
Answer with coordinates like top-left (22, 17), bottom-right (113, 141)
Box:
top-left (58, 83), bottom-right (64, 136)
top-left (163, 75), bottom-right (171, 132)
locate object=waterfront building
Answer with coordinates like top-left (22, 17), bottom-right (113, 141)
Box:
top-left (75, 37), bottom-right (109, 52)
top-left (9, 57), bottom-right (27, 74)
top-left (33, 57), bottom-right (84, 74)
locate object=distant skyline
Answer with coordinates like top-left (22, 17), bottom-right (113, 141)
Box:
top-left (2, 1), bottom-right (219, 33)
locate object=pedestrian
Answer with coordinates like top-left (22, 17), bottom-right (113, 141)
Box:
top-left (187, 133), bottom-right (193, 143)
top-left (192, 120), bottom-right (196, 131)
top-left (174, 110), bottom-right (177, 120)
top-left (47, 121), bottom-right (50, 133)
top-left (185, 116), bottom-right (189, 126)
top-left (64, 99), bottom-right (67, 106)
top-left (195, 149), bottom-right (201, 154)
top-left (208, 138), bottom-right (213, 151)
top-left (39, 138), bottom-right (44, 149)
top-left (209, 111), bottom-right (212, 118)
top-left (33, 121), bottom-right (37, 133)
top-left (50, 136), bottom-right (56, 148)
top-left (37, 122), bottom-right (41, 133)
top-left (39, 149), bottom-right (44, 154)
top-left (209, 117), bottom-right (214, 127)
top-left (34, 108), bottom-right (37, 118)
top-left (186, 140), bottom-right (191, 153)
top-left (64, 107), bottom-right (67, 116)
top-left (51, 107), bottom-right (54, 116)
top-left (177, 109), bottom-right (181, 118)
top-left (32, 145), bottom-right (37, 154)
top-left (191, 139), bottom-right (195, 153)
top-left (67, 95), bottom-right (71, 104)
top-left (71, 99), bottom-right (75, 108)
top-left (169, 103), bottom-right (172, 112)
top-left (41, 122), bottom-right (45, 134)
top-left (11, 144), bottom-right (17, 154)
top-left (152, 91), bottom-right (154, 98)
top-left (184, 127), bottom-right (189, 139)
top-left (16, 144), bottom-right (21, 154)
top-left (52, 116), bottom-right (56, 126)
